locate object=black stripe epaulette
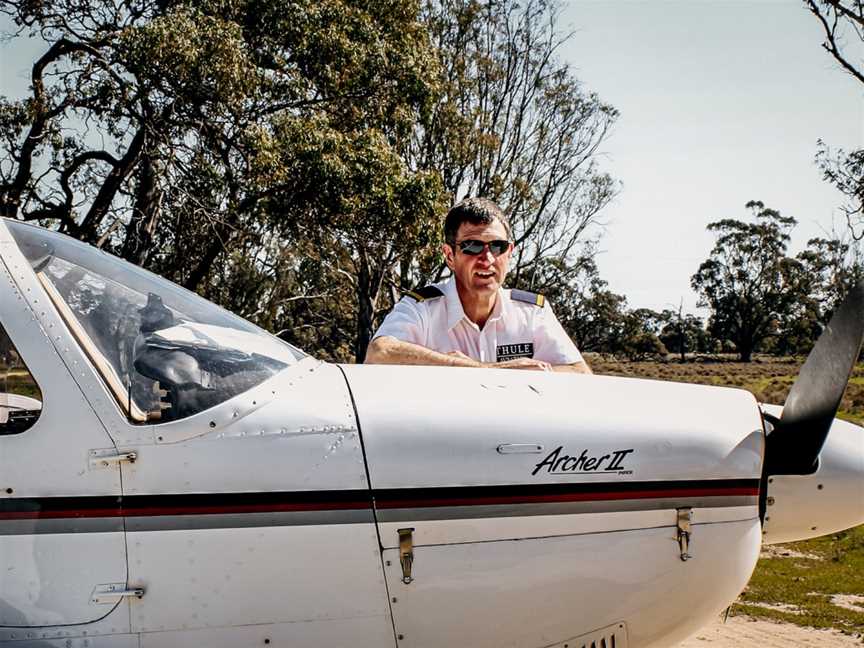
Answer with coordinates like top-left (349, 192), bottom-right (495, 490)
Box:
top-left (404, 285), bottom-right (445, 302)
top-left (510, 289), bottom-right (545, 307)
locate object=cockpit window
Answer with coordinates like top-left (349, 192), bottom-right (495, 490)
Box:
top-left (0, 321), bottom-right (42, 435)
top-left (6, 221), bottom-right (305, 424)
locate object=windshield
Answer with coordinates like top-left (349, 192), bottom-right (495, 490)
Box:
top-left (6, 220), bottom-right (305, 423)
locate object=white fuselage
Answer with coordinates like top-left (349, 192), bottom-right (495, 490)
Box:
top-left (1, 218), bottom-right (861, 648)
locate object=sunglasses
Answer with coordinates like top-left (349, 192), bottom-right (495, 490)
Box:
top-left (456, 239), bottom-right (511, 257)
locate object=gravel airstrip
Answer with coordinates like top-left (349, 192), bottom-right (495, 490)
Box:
top-left (678, 615), bottom-right (863, 647)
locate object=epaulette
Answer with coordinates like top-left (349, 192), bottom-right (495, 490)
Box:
top-left (404, 285), bottom-right (445, 302)
top-left (510, 289), bottom-right (545, 307)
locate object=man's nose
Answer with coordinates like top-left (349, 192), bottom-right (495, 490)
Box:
top-left (479, 248), bottom-right (496, 263)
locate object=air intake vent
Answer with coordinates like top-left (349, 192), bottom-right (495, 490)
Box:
top-left (546, 622), bottom-right (628, 648)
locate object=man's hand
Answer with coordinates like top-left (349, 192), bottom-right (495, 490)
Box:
top-left (492, 357), bottom-right (552, 371)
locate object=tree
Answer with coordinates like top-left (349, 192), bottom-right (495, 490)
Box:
top-left (0, 0), bottom-right (620, 363)
top-left (798, 235), bottom-right (864, 311)
top-left (657, 311), bottom-right (712, 358)
top-left (816, 141), bottom-right (864, 239)
top-left (806, 1), bottom-right (864, 237)
top-left (617, 309), bottom-right (667, 361)
top-left (774, 234), bottom-right (864, 355)
top-left (0, 0), bottom-right (446, 362)
top-left (408, 0), bottom-right (619, 288)
top-left (510, 252), bottom-right (628, 355)
top-left (806, 0), bottom-right (864, 85)
top-left (691, 201), bottom-right (806, 362)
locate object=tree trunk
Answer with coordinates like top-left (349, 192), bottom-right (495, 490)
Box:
top-left (738, 341), bottom-right (753, 363)
top-left (79, 125), bottom-right (147, 242)
top-left (355, 253), bottom-right (375, 364)
top-left (121, 153), bottom-right (161, 265)
top-left (184, 231), bottom-right (228, 292)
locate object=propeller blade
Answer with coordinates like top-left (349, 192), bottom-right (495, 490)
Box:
top-left (764, 281), bottom-right (864, 475)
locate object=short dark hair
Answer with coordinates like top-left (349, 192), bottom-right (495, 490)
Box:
top-left (444, 197), bottom-right (512, 245)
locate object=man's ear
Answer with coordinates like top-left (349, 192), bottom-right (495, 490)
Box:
top-left (443, 243), bottom-right (455, 269)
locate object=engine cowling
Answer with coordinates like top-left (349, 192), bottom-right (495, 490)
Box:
top-left (761, 403), bottom-right (864, 544)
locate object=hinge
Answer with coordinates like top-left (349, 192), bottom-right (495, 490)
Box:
top-left (677, 507), bottom-right (693, 561)
top-left (89, 448), bottom-right (137, 469)
top-left (398, 528), bottom-right (415, 584)
top-left (90, 583), bottom-right (145, 605)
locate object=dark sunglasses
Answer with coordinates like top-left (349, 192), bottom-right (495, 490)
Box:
top-left (456, 239), bottom-right (511, 256)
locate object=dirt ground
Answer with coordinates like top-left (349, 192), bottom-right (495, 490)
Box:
top-left (678, 615), bottom-right (863, 647)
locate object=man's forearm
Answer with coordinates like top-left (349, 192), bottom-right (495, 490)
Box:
top-left (367, 337), bottom-right (593, 373)
top-left (365, 336), bottom-right (481, 367)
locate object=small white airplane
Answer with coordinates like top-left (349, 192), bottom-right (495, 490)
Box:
top-left (0, 217), bottom-right (861, 648)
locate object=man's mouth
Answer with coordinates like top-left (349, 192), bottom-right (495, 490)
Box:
top-left (475, 271), bottom-right (495, 279)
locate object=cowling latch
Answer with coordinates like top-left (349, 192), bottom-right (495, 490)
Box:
top-left (398, 528), bottom-right (415, 584)
top-left (677, 508), bottom-right (693, 561)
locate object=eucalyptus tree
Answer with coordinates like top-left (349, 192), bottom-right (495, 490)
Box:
top-left (0, 0), bottom-right (445, 361)
top-left (407, 0), bottom-right (619, 289)
top-left (512, 253), bottom-right (630, 355)
top-left (806, 0), bottom-right (864, 238)
top-left (692, 201), bottom-right (806, 362)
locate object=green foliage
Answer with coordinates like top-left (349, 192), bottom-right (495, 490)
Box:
top-left (658, 311), bottom-right (713, 356)
top-left (512, 256), bottom-right (673, 360)
top-left (0, 0), bottom-right (622, 362)
top-left (0, 0), bottom-right (450, 362)
top-left (740, 527), bottom-right (864, 633)
top-left (692, 200), bottom-right (864, 362)
top-left (618, 310), bottom-right (668, 361)
top-left (511, 254), bottom-right (627, 355)
top-left (692, 201), bottom-right (807, 362)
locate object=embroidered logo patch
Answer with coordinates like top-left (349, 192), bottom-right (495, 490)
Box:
top-left (497, 342), bottom-right (534, 361)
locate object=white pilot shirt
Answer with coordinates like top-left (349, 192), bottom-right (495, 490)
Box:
top-left (373, 278), bottom-right (584, 365)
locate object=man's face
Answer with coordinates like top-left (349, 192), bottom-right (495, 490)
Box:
top-left (444, 220), bottom-right (513, 298)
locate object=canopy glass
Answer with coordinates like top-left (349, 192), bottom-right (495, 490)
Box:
top-left (6, 220), bottom-right (305, 423)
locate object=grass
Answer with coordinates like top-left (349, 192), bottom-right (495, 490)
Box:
top-left (590, 355), bottom-right (864, 635)
top-left (738, 527), bottom-right (864, 633)
top-left (1, 370), bottom-right (41, 401)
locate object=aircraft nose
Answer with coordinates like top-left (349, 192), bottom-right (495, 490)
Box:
top-left (762, 416), bottom-right (864, 544)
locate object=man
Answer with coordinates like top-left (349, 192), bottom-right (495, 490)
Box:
top-left (365, 198), bottom-right (591, 373)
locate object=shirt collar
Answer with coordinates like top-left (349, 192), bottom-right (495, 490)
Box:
top-left (443, 277), bottom-right (507, 331)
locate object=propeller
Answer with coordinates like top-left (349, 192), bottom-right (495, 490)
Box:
top-left (763, 280), bottom-right (864, 476)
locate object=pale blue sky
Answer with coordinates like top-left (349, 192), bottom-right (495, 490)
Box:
top-left (561, 0), bottom-right (863, 313)
top-left (1, 3), bottom-right (862, 315)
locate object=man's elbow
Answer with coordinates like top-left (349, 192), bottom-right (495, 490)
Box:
top-left (575, 361), bottom-right (593, 374)
top-left (364, 337), bottom-right (385, 364)
top-left (364, 336), bottom-right (396, 364)
top-left (553, 361), bottom-right (593, 374)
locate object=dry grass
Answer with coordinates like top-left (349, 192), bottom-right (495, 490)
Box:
top-left (591, 355), bottom-right (864, 425)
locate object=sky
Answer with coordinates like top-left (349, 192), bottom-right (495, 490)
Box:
top-left (1, 2), bottom-right (862, 316)
top-left (560, 0), bottom-right (863, 314)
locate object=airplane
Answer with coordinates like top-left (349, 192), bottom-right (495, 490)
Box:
top-left (0, 216), bottom-right (861, 648)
